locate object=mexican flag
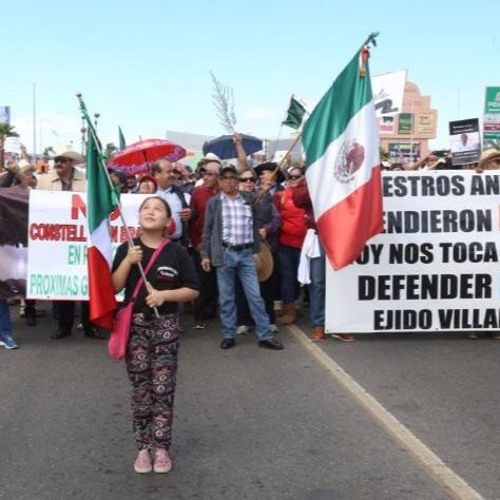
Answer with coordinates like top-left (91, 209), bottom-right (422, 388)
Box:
top-left (301, 45), bottom-right (383, 270)
top-left (86, 128), bottom-right (119, 329)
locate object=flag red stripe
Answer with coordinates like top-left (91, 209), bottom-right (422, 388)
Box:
top-left (88, 247), bottom-right (117, 330)
top-left (317, 166), bottom-right (383, 270)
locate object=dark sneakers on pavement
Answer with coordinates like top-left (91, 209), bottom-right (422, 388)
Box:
top-left (258, 339), bottom-right (284, 350)
top-left (220, 338), bottom-right (236, 350)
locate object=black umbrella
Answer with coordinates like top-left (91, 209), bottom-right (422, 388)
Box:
top-left (202, 134), bottom-right (262, 160)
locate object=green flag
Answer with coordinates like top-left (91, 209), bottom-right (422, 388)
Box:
top-left (118, 126), bottom-right (126, 150)
top-left (282, 96), bottom-right (306, 129)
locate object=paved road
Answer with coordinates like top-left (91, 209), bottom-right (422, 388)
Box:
top-left (317, 329), bottom-right (500, 500)
top-left (0, 304), bottom-right (495, 499)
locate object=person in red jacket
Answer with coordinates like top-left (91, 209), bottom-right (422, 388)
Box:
top-left (273, 166), bottom-right (307, 325)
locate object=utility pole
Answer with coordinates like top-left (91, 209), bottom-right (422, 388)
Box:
top-left (32, 83), bottom-right (37, 163)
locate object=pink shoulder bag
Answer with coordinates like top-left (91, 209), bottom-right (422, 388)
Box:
top-left (108, 239), bottom-right (169, 361)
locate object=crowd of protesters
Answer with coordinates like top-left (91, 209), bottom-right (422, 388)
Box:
top-left (2, 137), bottom-right (500, 473)
top-left (2, 141), bottom-right (500, 352)
top-left (381, 147), bottom-right (500, 172)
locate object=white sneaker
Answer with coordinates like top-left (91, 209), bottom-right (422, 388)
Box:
top-left (270, 324), bottom-right (279, 334)
top-left (0, 334), bottom-right (18, 349)
top-left (236, 325), bottom-right (250, 335)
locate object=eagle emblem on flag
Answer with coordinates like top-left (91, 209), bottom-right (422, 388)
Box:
top-left (333, 140), bottom-right (366, 183)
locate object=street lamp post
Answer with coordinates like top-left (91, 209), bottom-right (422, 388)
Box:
top-left (80, 116), bottom-right (87, 155)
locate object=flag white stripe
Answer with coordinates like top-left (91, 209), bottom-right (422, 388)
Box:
top-left (305, 101), bottom-right (379, 219)
top-left (89, 219), bottom-right (113, 266)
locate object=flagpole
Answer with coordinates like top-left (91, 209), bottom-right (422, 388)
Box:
top-left (275, 130), bottom-right (303, 173)
top-left (268, 124), bottom-right (283, 161)
top-left (76, 93), bottom-right (159, 317)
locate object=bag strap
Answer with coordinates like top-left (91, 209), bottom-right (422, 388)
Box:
top-left (130, 238), bottom-right (170, 300)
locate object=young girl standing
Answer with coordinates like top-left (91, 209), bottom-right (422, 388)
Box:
top-left (112, 196), bottom-right (199, 474)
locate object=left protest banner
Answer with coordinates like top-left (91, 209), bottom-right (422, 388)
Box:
top-left (0, 188), bottom-right (29, 299)
top-left (0, 190), bottom-right (147, 300)
top-left (27, 191), bottom-right (146, 300)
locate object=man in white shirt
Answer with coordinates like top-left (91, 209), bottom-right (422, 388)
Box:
top-left (456, 133), bottom-right (480, 153)
top-left (152, 159), bottom-right (192, 244)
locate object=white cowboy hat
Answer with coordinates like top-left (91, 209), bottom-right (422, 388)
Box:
top-left (50, 146), bottom-right (84, 163)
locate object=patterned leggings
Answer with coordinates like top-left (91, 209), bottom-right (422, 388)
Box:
top-left (126, 313), bottom-right (180, 451)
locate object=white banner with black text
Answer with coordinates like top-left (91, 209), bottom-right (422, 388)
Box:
top-left (327, 171), bottom-right (500, 333)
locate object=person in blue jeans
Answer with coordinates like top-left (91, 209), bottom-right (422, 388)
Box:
top-left (200, 165), bottom-right (283, 351)
top-left (0, 299), bottom-right (19, 349)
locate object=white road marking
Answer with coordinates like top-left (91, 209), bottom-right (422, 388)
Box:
top-left (288, 325), bottom-right (483, 500)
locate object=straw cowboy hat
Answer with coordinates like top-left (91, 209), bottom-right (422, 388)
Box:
top-left (50, 146), bottom-right (84, 164)
top-left (478, 149), bottom-right (500, 170)
top-left (253, 240), bottom-right (274, 282)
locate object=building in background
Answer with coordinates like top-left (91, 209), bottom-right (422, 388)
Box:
top-left (378, 81), bottom-right (437, 163)
top-left (483, 86), bottom-right (500, 149)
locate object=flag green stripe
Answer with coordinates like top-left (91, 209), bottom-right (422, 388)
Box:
top-left (302, 49), bottom-right (373, 166)
top-left (282, 97), bottom-right (306, 129)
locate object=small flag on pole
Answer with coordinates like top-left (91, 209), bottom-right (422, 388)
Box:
top-left (301, 37), bottom-right (383, 270)
top-left (118, 126), bottom-right (126, 150)
top-left (86, 123), bottom-right (119, 329)
top-left (282, 96), bottom-right (307, 130)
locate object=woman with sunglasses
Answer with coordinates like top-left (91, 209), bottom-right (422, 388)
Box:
top-left (234, 168), bottom-right (282, 334)
top-left (273, 167), bottom-right (307, 326)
